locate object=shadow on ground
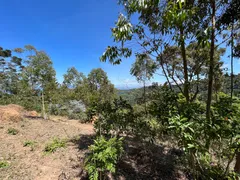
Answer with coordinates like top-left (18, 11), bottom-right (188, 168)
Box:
top-left (116, 137), bottom-right (186, 180)
top-left (70, 134), bottom-right (95, 151)
top-left (70, 135), bottom-right (187, 180)
top-left (23, 115), bottom-right (42, 119)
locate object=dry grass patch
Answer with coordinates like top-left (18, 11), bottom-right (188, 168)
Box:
top-left (0, 104), bottom-right (24, 122)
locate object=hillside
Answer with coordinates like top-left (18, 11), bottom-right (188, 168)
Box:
top-left (118, 73), bottom-right (240, 104)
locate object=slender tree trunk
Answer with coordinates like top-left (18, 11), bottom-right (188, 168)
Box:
top-left (206, 0), bottom-right (215, 121)
top-left (229, 18), bottom-right (240, 175)
top-left (231, 21), bottom-right (234, 99)
top-left (41, 90), bottom-right (47, 120)
top-left (205, 0), bottom-right (216, 150)
top-left (180, 26), bottom-right (189, 103)
top-left (143, 80), bottom-right (147, 115)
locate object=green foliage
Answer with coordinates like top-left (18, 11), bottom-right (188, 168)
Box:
top-left (7, 128), bottom-right (19, 135)
top-left (0, 0), bottom-right (239, 177)
top-left (148, 85), bottom-right (178, 128)
top-left (23, 140), bottom-right (37, 151)
top-left (49, 100), bottom-right (88, 122)
top-left (130, 54), bottom-right (157, 82)
top-left (133, 112), bottom-right (162, 142)
top-left (44, 138), bottom-right (66, 153)
top-left (68, 111), bottom-right (87, 121)
top-left (117, 88), bottom-right (145, 105)
top-left (85, 136), bottom-right (124, 180)
top-left (0, 161), bottom-right (9, 169)
top-left (23, 140), bottom-right (37, 147)
top-left (166, 93), bottom-right (240, 178)
top-left (94, 97), bottom-right (134, 136)
top-left (63, 67), bottom-right (86, 89)
top-left (87, 68), bottom-right (116, 105)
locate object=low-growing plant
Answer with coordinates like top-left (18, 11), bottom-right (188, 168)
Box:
top-left (44, 138), bottom-right (66, 153)
top-left (0, 161), bottom-right (9, 168)
top-left (23, 140), bottom-right (37, 150)
top-left (85, 136), bottom-right (124, 180)
top-left (7, 128), bottom-right (19, 135)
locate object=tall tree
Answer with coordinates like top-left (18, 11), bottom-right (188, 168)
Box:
top-left (61, 67), bottom-right (86, 101)
top-left (31, 51), bottom-right (57, 119)
top-left (130, 54), bottom-right (157, 113)
top-left (206, 0), bottom-right (216, 121)
top-left (218, 0), bottom-right (240, 172)
top-left (19, 48), bottom-right (57, 119)
top-left (160, 44), bottom-right (225, 101)
top-left (0, 47), bottom-right (23, 97)
top-left (63, 67), bottom-right (85, 89)
top-left (87, 68), bottom-right (116, 105)
top-left (100, 0), bottom-right (207, 103)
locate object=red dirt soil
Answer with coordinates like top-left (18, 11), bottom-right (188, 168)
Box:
top-left (0, 116), bottom-right (94, 180)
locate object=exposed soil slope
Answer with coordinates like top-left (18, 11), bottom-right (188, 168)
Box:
top-left (0, 117), bottom-right (93, 180)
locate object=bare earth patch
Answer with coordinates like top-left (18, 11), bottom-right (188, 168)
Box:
top-left (0, 117), bottom-right (94, 180)
top-left (0, 114), bottom-right (188, 180)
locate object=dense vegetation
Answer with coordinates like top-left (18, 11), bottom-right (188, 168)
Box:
top-left (97, 0), bottom-right (240, 179)
top-left (0, 45), bottom-right (116, 121)
top-left (1, 0), bottom-right (240, 179)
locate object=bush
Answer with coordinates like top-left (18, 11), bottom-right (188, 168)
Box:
top-left (67, 110), bottom-right (88, 122)
top-left (49, 100), bottom-right (87, 121)
top-left (85, 136), bottom-right (124, 180)
top-left (7, 128), bottom-right (19, 135)
top-left (167, 93), bottom-right (240, 179)
top-left (44, 138), bottom-right (66, 153)
top-left (93, 97), bottom-right (134, 136)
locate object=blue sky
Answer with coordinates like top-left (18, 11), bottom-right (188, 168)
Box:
top-left (0, 0), bottom-right (239, 89)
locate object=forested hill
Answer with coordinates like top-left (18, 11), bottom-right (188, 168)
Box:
top-left (118, 73), bottom-right (240, 104)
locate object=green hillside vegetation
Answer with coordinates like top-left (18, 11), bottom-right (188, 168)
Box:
top-left (1, 0), bottom-right (240, 179)
top-left (118, 74), bottom-right (240, 105)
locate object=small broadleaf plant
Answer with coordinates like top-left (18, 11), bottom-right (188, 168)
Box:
top-left (85, 136), bottom-right (124, 180)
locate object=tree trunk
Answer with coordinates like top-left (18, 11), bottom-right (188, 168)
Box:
top-left (41, 90), bottom-right (47, 120)
top-left (231, 21), bottom-right (234, 99)
top-left (234, 152), bottom-right (240, 174)
top-left (180, 26), bottom-right (189, 103)
top-left (143, 80), bottom-right (147, 115)
top-left (206, 0), bottom-right (215, 121)
top-left (230, 18), bottom-right (240, 175)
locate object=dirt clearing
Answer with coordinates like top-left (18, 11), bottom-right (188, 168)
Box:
top-left (0, 117), bottom-right (94, 180)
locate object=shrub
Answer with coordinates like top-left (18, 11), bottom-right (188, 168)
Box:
top-left (44, 138), bottom-right (66, 153)
top-left (67, 111), bottom-right (88, 122)
top-left (168, 93), bottom-right (240, 179)
top-left (49, 100), bottom-right (87, 121)
top-left (0, 161), bottom-right (9, 168)
top-left (148, 85), bottom-right (178, 127)
top-left (85, 136), bottom-right (124, 180)
top-left (7, 128), bottom-right (19, 135)
top-left (94, 97), bottom-right (134, 136)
